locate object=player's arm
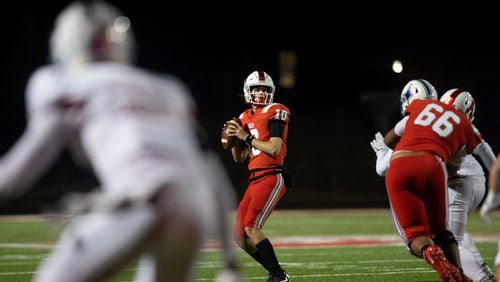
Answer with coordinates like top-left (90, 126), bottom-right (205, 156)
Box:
top-left (0, 108), bottom-right (69, 198)
top-left (473, 126), bottom-right (500, 223)
top-left (384, 116), bottom-right (408, 149)
top-left (248, 105), bottom-right (289, 157)
top-left (375, 149), bottom-right (392, 176)
top-left (480, 153), bottom-right (500, 223)
top-left (370, 132), bottom-right (392, 176)
top-left (472, 141), bottom-right (496, 172)
top-left (383, 128), bottom-right (399, 149)
top-left (469, 125), bottom-right (496, 171)
top-left (373, 116), bottom-right (408, 176)
top-left (251, 136), bottom-right (282, 157)
top-left (248, 119), bottom-right (284, 157)
top-left (224, 119), bottom-right (250, 163)
top-left (487, 155), bottom-right (500, 194)
top-left (227, 119), bottom-right (285, 157)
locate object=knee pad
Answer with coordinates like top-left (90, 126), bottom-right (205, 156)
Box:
top-left (433, 231), bottom-right (458, 248)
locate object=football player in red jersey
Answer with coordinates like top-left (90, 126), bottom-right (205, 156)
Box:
top-left (224, 71), bottom-right (291, 282)
top-left (372, 87), bottom-right (496, 281)
top-left (382, 79), bottom-right (486, 282)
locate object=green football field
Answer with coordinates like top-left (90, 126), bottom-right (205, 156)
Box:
top-left (0, 209), bottom-right (498, 281)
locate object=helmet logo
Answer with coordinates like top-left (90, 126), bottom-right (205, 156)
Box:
top-left (399, 79), bottom-right (437, 116)
top-left (447, 89), bottom-right (463, 107)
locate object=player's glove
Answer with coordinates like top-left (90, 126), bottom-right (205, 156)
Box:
top-left (480, 192), bottom-right (500, 224)
top-left (370, 132), bottom-right (389, 155)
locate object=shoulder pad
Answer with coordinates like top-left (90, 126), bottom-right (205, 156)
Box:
top-left (263, 103), bottom-right (290, 122)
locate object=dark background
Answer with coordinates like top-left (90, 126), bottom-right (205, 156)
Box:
top-left (1, 1), bottom-right (500, 212)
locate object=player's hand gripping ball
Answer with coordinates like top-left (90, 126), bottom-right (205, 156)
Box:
top-left (221, 117), bottom-right (242, 150)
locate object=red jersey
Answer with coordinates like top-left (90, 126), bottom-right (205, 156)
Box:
top-left (395, 99), bottom-right (481, 163)
top-left (239, 103), bottom-right (290, 170)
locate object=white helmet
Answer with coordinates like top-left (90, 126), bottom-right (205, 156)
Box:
top-left (440, 88), bottom-right (476, 121)
top-left (243, 71), bottom-right (276, 106)
top-left (400, 79), bottom-right (438, 115)
top-left (49, 1), bottom-right (136, 66)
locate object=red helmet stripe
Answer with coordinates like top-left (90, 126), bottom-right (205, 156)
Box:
top-left (447, 88), bottom-right (463, 105)
top-left (257, 71), bottom-right (266, 81)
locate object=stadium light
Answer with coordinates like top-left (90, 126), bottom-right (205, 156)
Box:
top-left (392, 60), bottom-right (403, 74)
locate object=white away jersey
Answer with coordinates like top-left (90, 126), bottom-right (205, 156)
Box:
top-left (0, 62), bottom-right (203, 199)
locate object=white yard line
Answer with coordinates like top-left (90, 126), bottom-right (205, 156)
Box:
top-left (2, 234), bottom-right (497, 250)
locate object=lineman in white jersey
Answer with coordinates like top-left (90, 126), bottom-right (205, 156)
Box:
top-left (0, 1), bottom-right (240, 281)
top-left (371, 87), bottom-right (496, 281)
top-left (480, 153), bottom-right (500, 280)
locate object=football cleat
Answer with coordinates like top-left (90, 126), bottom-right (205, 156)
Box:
top-left (267, 269), bottom-right (290, 282)
top-left (478, 263), bottom-right (495, 282)
top-left (423, 245), bottom-right (463, 282)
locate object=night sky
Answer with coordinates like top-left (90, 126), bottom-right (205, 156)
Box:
top-left (2, 1), bottom-right (500, 172)
top-left (1, 1), bottom-right (500, 211)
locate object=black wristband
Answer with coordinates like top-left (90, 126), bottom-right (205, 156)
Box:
top-left (245, 135), bottom-right (255, 146)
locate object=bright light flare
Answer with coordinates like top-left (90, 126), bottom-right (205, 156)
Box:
top-left (392, 60), bottom-right (403, 74)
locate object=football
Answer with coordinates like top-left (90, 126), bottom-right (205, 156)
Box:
top-left (232, 139), bottom-right (249, 163)
top-left (221, 117), bottom-right (242, 150)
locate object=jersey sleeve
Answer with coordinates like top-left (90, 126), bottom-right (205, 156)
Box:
top-left (265, 103), bottom-right (290, 124)
top-left (25, 66), bottom-right (61, 115)
top-left (471, 124), bottom-right (483, 138)
top-left (394, 116), bottom-right (409, 136)
top-left (465, 122), bottom-right (483, 154)
top-left (375, 148), bottom-right (392, 176)
top-left (0, 104), bottom-right (70, 197)
top-left (473, 140), bottom-right (496, 171)
top-left (470, 124), bottom-right (495, 170)
top-left (238, 110), bottom-right (250, 127)
top-left (0, 66), bottom-right (75, 198)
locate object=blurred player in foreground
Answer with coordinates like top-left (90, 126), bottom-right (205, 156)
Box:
top-left (0, 1), bottom-right (240, 281)
top-left (371, 86), bottom-right (496, 281)
top-left (481, 152), bottom-right (500, 280)
top-left (224, 71), bottom-right (292, 282)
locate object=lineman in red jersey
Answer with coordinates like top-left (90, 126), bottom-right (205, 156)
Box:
top-left (371, 86), bottom-right (496, 281)
top-left (385, 81), bottom-right (482, 282)
top-left (224, 71), bottom-right (291, 282)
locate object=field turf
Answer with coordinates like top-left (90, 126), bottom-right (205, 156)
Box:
top-left (0, 209), bottom-right (498, 281)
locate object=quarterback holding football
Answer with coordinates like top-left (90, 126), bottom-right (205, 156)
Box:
top-left (223, 70), bottom-right (292, 282)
